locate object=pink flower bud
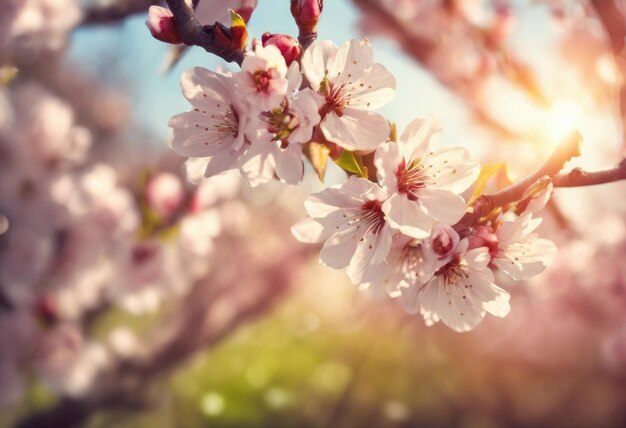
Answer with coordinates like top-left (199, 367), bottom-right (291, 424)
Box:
top-left (423, 224), bottom-right (460, 260)
top-left (291, 0), bottom-right (323, 30)
top-left (145, 172), bottom-right (185, 219)
top-left (146, 6), bottom-right (182, 45)
top-left (261, 32), bottom-right (302, 66)
top-left (467, 225), bottom-right (499, 254)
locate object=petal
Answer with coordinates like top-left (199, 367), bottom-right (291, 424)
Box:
top-left (291, 218), bottom-right (330, 244)
top-left (382, 193), bottom-right (434, 239)
top-left (238, 141), bottom-right (277, 187)
top-left (418, 188), bottom-right (467, 224)
top-left (400, 116), bottom-right (442, 162)
top-left (321, 108), bottom-right (389, 151)
top-left (400, 283), bottom-right (423, 315)
top-left (464, 247), bottom-right (491, 271)
top-left (185, 157), bottom-right (210, 184)
top-left (301, 40), bottom-right (341, 91)
top-left (334, 39), bottom-right (374, 86)
top-left (421, 146), bottom-right (480, 193)
top-left (274, 143), bottom-right (304, 185)
top-left (374, 141), bottom-right (401, 191)
top-left (344, 63), bottom-right (396, 110)
top-left (319, 227), bottom-right (360, 270)
top-left (168, 111), bottom-right (236, 157)
top-left (494, 238), bottom-right (557, 281)
top-left (203, 147), bottom-right (244, 177)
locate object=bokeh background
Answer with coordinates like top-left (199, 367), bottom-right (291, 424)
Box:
top-left (1, 0), bottom-right (626, 427)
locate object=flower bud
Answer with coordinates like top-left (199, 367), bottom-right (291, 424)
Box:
top-left (291, 0), bottom-right (323, 31)
top-left (423, 224), bottom-right (460, 260)
top-left (261, 32), bottom-right (302, 66)
top-left (145, 172), bottom-right (185, 219)
top-left (146, 6), bottom-right (182, 45)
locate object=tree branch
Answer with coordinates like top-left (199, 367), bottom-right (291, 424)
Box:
top-left (454, 131), bottom-right (582, 232)
top-left (164, 0), bottom-right (245, 65)
top-left (553, 158), bottom-right (626, 188)
top-left (81, 0), bottom-right (160, 26)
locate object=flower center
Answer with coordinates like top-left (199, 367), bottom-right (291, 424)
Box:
top-left (260, 105), bottom-right (300, 147)
top-left (358, 199), bottom-right (386, 235)
top-left (213, 105), bottom-right (240, 138)
top-left (253, 69), bottom-right (275, 93)
top-left (395, 159), bottom-right (425, 201)
top-left (435, 258), bottom-right (469, 285)
top-left (319, 78), bottom-right (350, 117)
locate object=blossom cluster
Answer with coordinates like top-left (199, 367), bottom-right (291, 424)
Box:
top-left (0, 81), bottom-right (241, 403)
top-left (168, 33), bottom-right (557, 332)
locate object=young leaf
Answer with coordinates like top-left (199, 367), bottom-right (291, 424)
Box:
top-left (468, 163), bottom-right (505, 205)
top-left (304, 142), bottom-right (330, 182)
top-left (334, 151), bottom-right (368, 178)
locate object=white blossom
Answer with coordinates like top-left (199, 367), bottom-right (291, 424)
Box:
top-left (374, 116), bottom-right (479, 238)
top-left (303, 176), bottom-right (393, 284)
top-left (240, 63), bottom-right (323, 186)
top-left (169, 68), bottom-right (249, 179)
top-left (301, 39), bottom-right (396, 151)
top-left (491, 214), bottom-right (557, 281)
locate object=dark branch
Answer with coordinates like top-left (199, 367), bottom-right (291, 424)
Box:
top-left (164, 0), bottom-right (245, 65)
top-left (454, 131), bottom-right (582, 232)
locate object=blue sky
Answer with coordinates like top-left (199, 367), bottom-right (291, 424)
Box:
top-left (70, 0), bottom-right (469, 146)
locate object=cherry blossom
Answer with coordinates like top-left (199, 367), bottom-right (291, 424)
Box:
top-left (169, 67), bottom-right (249, 179)
top-left (235, 43), bottom-right (289, 113)
top-left (301, 39), bottom-right (396, 150)
top-left (490, 214), bottom-right (557, 281)
top-left (240, 63), bottom-right (322, 186)
top-left (400, 227), bottom-right (511, 332)
top-left (303, 176), bottom-right (393, 284)
top-left (375, 116), bottom-right (480, 239)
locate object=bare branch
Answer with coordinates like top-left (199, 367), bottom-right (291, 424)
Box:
top-left (553, 158), bottom-right (626, 188)
top-left (164, 0), bottom-right (245, 65)
top-left (454, 131), bottom-right (582, 232)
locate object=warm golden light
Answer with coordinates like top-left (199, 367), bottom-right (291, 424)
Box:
top-left (546, 99), bottom-right (584, 144)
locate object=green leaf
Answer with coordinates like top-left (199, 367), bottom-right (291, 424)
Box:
top-left (305, 142), bottom-right (330, 182)
top-left (468, 163), bottom-right (505, 205)
top-left (0, 67), bottom-right (18, 86)
top-left (334, 151), bottom-right (368, 178)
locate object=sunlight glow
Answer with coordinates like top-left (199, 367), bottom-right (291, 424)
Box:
top-left (546, 99), bottom-right (584, 144)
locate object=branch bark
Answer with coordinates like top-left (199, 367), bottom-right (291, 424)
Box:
top-left (454, 131), bottom-right (583, 232)
top-left (553, 158), bottom-right (626, 188)
top-left (164, 0), bottom-right (245, 65)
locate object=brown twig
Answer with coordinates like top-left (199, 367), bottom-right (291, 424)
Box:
top-left (454, 131), bottom-right (583, 232)
top-left (164, 0), bottom-right (245, 65)
top-left (553, 158), bottom-right (626, 188)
